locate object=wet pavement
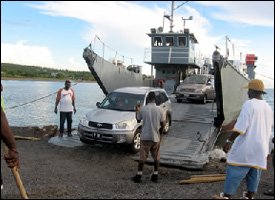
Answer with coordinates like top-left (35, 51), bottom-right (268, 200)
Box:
top-left (48, 130), bottom-right (83, 148)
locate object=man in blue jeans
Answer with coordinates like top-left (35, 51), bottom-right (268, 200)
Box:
top-left (54, 80), bottom-right (76, 137)
top-left (214, 79), bottom-right (273, 199)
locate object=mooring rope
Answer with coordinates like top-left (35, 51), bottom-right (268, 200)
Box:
top-left (5, 82), bottom-right (78, 110)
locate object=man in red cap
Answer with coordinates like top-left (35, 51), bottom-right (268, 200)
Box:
top-left (215, 79), bottom-right (273, 199)
top-left (54, 80), bottom-right (76, 137)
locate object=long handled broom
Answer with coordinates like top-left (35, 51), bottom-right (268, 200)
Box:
top-left (4, 145), bottom-right (29, 199)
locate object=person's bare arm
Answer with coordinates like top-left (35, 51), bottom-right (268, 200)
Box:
top-left (1, 107), bottom-right (19, 168)
top-left (72, 89), bottom-right (76, 114)
top-left (54, 89), bottom-right (61, 114)
top-left (220, 119), bottom-right (240, 153)
top-left (1, 108), bottom-right (16, 149)
top-left (135, 103), bottom-right (141, 123)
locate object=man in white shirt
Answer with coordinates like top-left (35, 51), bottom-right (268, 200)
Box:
top-left (54, 80), bottom-right (76, 137)
top-left (215, 79), bottom-right (273, 199)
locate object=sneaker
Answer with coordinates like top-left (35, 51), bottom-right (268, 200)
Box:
top-left (213, 192), bottom-right (229, 199)
top-left (241, 191), bottom-right (254, 199)
top-left (67, 133), bottom-right (73, 137)
top-left (59, 133), bottom-right (63, 138)
top-left (131, 174), bottom-right (142, 183)
top-left (151, 174), bottom-right (158, 183)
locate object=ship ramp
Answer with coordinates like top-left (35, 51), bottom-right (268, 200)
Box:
top-left (133, 101), bottom-right (219, 170)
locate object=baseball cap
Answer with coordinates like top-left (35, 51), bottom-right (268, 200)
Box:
top-left (244, 79), bottom-right (266, 94)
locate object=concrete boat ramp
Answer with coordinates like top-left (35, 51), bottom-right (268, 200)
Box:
top-left (49, 101), bottom-right (218, 170)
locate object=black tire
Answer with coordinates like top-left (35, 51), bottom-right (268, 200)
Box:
top-left (131, 129), bottom-right (141, 153)
top-left (176, 99), bottom-right (181, 103)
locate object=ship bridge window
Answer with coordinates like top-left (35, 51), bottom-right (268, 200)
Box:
top-left (178, 37), bottom-right (186, 46)
top-left (165, 36), bottom-right (174, 46)
top-left (153, 37), bottom-right (163, 46)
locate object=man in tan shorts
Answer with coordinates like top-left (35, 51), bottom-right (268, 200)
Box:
top-left (132, 92), bottom-right (165, 183)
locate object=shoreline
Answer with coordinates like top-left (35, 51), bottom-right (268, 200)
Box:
top-left (1, 76), bottom-right (96, 83)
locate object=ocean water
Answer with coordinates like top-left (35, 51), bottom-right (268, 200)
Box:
top-left (1, 80), bottom-right (274, 133)
top-left (2, 80), bottom-right (105, 128)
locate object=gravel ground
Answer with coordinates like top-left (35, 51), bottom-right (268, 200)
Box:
top-left (1, 127), bottom-right (274, 199)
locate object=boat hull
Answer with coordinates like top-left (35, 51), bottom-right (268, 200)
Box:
top-left (83, 47), bottom-right (150, 95)
top-left (212, 50), bottom-right (249, 126)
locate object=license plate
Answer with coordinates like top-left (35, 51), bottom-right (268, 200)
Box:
top-left (91, 132), bottom-right (101, 139)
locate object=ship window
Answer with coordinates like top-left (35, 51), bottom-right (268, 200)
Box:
top-left (178, 37), bottom-right (186, 46)
top-left (166, 36), bottom-right (174, 46)
top-left (153, 37), bottom-right (162, 46)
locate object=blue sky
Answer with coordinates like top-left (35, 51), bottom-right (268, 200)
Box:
top-left (1, 1), bottom-right (274, 88)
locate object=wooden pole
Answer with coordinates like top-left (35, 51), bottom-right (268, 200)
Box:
top-left (4, 146), bottom-right (29, 199)
top-left (14, 135), bottom-right (40, 141)
top-left (179, 174), bottom-right (226, 184)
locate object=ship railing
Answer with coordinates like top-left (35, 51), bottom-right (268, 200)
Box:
top-left (92, 35), bottom-right (135, 68)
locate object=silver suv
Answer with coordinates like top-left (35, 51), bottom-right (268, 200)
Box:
top-left (78, 87), bottom-right (172, 153)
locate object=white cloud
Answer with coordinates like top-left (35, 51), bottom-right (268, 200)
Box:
top-left (30, 2), bottom-right (167, 73)
top-left (0, 41), bottom-right (88, 72)
top-left (197, 1), bottom-right (274, 27)
top-left (3, 1), bottom-right (273, 87)
top-left (67, 57), bottom-right (84, 71)
top-left (1, 41), bottom-right (55, 67)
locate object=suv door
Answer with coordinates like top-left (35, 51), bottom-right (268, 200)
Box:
top-left (154, 90), bottom-right (171, 134)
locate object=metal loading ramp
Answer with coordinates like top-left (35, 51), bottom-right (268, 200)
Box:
top-left (133, 101), bottom-right (219, 170)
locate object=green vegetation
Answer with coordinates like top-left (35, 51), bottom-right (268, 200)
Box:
top-left (1, 63), bottom-right (95, 81)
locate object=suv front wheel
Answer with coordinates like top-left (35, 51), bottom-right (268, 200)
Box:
top-left (131, 129), bottom-right (141, 153)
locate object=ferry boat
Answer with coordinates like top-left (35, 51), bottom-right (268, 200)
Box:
top-left (82, 1), bottom-right (255, 169)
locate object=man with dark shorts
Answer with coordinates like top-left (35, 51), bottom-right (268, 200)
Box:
top-left (132, 92), bottom-right (165, 183)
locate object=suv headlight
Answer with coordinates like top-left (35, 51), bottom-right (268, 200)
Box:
top-left (115, 119), bottom-right (135, 130)
top-left (80, 116), bottom-right (89, 127)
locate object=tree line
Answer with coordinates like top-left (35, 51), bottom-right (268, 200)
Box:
top-left (1, 63), bottom-right (95, 81)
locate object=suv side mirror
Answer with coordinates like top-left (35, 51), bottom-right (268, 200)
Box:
top-left (96, 102), bottom-right (101, 108)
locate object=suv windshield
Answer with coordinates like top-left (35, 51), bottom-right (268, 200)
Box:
top-left (183, 75), bottom-right (207, 84)
top-left (100, 92), bottom-right (145, 111)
